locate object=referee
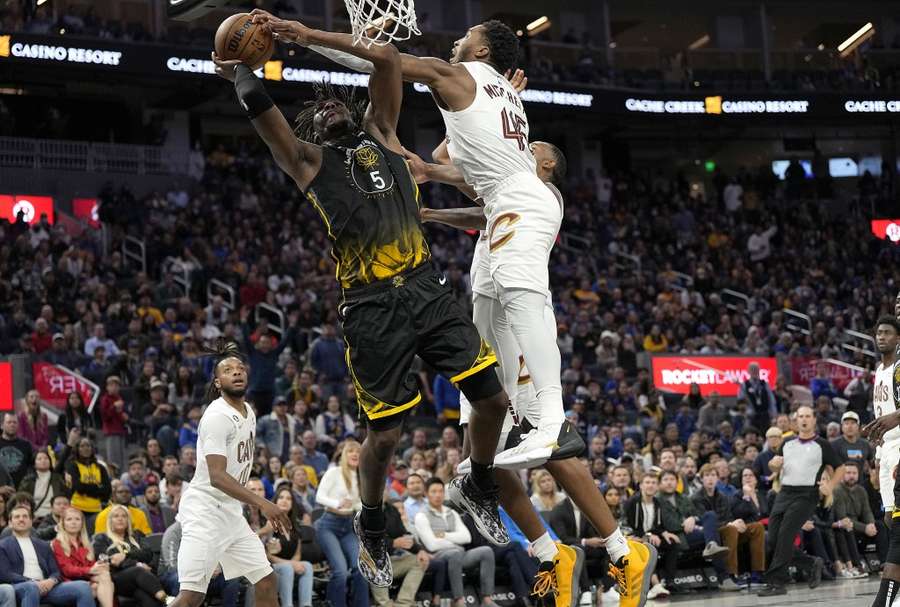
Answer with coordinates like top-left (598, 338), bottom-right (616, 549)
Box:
top-left (758, 405), bottom-right (845, 596)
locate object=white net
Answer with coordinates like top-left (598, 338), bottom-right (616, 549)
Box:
top-left (344, 0), bottom-right (421, 47)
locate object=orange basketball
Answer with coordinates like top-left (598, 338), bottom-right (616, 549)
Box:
top-left (214, 13), bottom-right (274, 70)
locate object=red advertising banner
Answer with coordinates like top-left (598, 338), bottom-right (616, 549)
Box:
top-left (791, 357), bottom-right (865, 391)
top-left (72, 198), bottom-right (100, 228)
top-left (872, 219), bottom-right (900, 243)
top-left (0, 194), bottom-right (55, 225)
top-left (0, 362), bottom-right (12, 411)
top-left (31, 362), bottom-right (100, 412)
top-left (651, 355), bottom-right (778, 396)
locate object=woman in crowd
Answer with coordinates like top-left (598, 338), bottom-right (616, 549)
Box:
top-left (680, 383), bottom-right (705, 409)
top-left (52, 506), bottom-right (115, 607)
top-left (168, 365), bottom-right (198, 411)
top-left (265, 486), bottom-right (314, 607)
top-left (292, 401), bottom-right (315, 436)
top-left (641, 433), bottom-right (665, 469)
top-left (290, 466), bottom-right (317, 514)
top-left (93, 504), bottom-right (172, 607)
top-left (66, 437), bottom-right (112, 531)
top-left (18, 389), bottom-right (50, 450)
top-left (731, 467), bottom-right (768, 522)
top-left (530, 470), bottom-right (566, 514)
top-left (314, 395), bottom-right (355, 454)
top-left (262, 454), bottom-right (289, 499)
top-left (407, 451), bottom-right (425, 472)
top-left (604, 487), bottom-right (623, 520)
top-left (315, 440), bottom-right (367, 607)
top-left (434, 448), bottom-right (460, 483)
top-left (57, 392), bottom-right (97, 446)
top-left (143, 438), bottom-right (164, 475)
top-left (18, 450), bottom-right (68, 520)
top-left (805, 470), bottom-right (844, 580)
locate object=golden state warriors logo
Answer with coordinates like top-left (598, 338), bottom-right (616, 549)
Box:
top-left (354, 145), bottom-right (380, 170)
top-left (349, 142), bottom-right (394, 196)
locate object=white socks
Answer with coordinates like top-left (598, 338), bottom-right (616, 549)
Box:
top-left (531, 532), bottom-right (559, 563)
top-left (604, 528), bottom-right (629, 563)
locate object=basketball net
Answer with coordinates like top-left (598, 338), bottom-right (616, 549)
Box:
top-left (344, 0), bottom-right (420, 48)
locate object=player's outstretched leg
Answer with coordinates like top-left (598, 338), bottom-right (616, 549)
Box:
top-left (447, 388), bottom-right (511, 546)
top-left (545, 458), bottom-right (656, 607)
top-left (492, 290), bottom-right (584, 469)
top-left (356, 425), bottom-right (401, 587)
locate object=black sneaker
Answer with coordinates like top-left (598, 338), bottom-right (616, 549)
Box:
top-left (353, 512), bottom-right (392, 588)
top-left (808, 556), bottom-right (824, 589)
top-left (757, 584), bottom-right (787, 597)
top-left (447, 474), bottom-right (509, 546)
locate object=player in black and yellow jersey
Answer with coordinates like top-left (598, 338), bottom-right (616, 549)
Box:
top-left (212, 19), bottom-right (513, 589)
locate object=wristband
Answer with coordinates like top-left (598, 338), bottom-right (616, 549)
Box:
top-left (234, 64), bottom-right (274, 120)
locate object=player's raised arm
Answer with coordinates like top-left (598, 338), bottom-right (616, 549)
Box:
top-left (211, 53), bottom-right (320, 190)
top-left (403, 146), bottom-right (480, 203)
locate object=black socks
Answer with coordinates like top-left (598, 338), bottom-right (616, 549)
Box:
top-left (360, 501), bottom-right (385, 533)
top-left (469, 460), bottom-right (495, 493)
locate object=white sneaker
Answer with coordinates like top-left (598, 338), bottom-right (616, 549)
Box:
top-left (579, 591), bottom-right (593, 606)
top-left (600, 587), bottom-right (620, 605)
top-left (646, 583), bottom-right (670, 600)
top-left (495, 422), bottom-right (585, 469)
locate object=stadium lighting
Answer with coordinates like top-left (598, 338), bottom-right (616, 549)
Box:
top-left (36, 0), bottom-right (49, 5)
top-left (688, 34), bottom-right (710, 51)
top-left (838, 22), bottom-right (874, 56)
top-left (526, 16), bottom-right (551, 37)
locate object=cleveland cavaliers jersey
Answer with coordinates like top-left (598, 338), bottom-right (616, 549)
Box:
top-left (437, 61), bottom-right (536, 200)
top-left (874, 361), bottom-right (900, 445)
top-left (305, 132), bottom-right (430, 289)
top-left (181, 397), bottom-right (256, 517)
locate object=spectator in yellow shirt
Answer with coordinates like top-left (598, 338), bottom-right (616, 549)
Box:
top-left (94, 484), bottom-right (151, 536)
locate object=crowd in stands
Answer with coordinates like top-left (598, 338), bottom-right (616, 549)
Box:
top-left (0, 127), bottom-right (896, 604)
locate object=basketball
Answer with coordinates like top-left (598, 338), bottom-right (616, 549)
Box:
top-left (214, 13), bottom-right (274, 70)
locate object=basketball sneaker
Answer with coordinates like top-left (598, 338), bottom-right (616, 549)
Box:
top-left (530, 544), bottom-right (585, 607)
top-left (609, 540), bottom-right (657, 607)
top-left (446, 474), bottom-right (509, 546)
top-left (494, 420), bottom-right (585, 470)
top-left (457, 425), bottom-right (525, 474)
top-left (353, 512), bottom-right (393, 588)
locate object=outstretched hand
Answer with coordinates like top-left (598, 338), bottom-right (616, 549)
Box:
top-left (504, 69), bottom-right (528, 94)
top-left (211, 52), bottom-right (242, 82)
top-left (402, 147), bottom-right (430, 184)
top-left (250, 9), bottom-right (312, 46)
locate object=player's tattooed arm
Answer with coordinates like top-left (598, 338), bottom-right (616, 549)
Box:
top-left (253, 14), bottom-right (404, 154)
top-left (420, 207), bottom-right (486, 230)
top-left (206, 454), bottom-right (292, 535)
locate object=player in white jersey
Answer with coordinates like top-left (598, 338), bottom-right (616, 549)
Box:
top-left (874, 317), bottom-right (900, 513)
top-left (414, 140), bottom-right (656, 607)
top-left (169, 342), bottom-right (290, 607)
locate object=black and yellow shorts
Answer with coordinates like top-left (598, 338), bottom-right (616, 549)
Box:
top-left (340, 263), bottom-right (500, 430)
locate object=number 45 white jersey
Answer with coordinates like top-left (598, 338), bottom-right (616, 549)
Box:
top-left (180, 397), bottom-right (256, 518)
top-left (437, 61), bottom-right (536, 200)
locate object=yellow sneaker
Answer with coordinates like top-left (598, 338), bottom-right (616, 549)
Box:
top-left (530, 544), bottom-right (585, 607)
top-left (608, 539), bottom-right (657, 607)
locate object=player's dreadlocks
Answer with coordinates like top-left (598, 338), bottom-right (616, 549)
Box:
top-left (294, 81), bottom-right (367, 143)
top-left (203, 338), bottom-right (247, 403)
top-left (481, 20), bottom-right (520, 75)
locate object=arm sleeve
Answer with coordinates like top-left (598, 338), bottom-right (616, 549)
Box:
top-left (314, 469), bottom-right (341, 509)
top-left (200, 413), bottom-right (234, 458)
top-left (414, 512), bottom-right (454, 552)
top-left (308, 45), bottom-right (375, 73)
top-left (443, 511), bottom-right (471, 546)
top-left (234, 65), bottom-right (274, 119)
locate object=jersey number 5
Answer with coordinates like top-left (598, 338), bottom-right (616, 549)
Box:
top-left (369, 171), bottom-right (385, 189)
top-left (500, 108), bottom-right (528, 151)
